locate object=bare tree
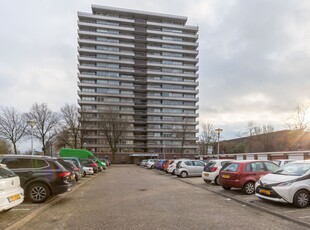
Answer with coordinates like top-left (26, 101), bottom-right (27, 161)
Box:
top-left (176, 118), bottom-right (195, 158)
top-left (246, 121), bottom-right (260, 152)
top-left (79, 112), bottom-right (87, 149)
top-left (60, 104), bottom-right (80, 149)
top-left (0, 107), bottom-right (27, 154)
top-left (199, 122), bottom-right (216, 155)
top-left (287, 104), bottom-right (309, 130)
top-left (0, 138), bottom-right (11, 154)
top-left (26, 103), bottom-right (60, 155)
top-left (98, 107), bottom-right (130, 163)
top-left (54, 129), bottom-right (71, 149)
top-left (260, 124), bottom-right (275, 151)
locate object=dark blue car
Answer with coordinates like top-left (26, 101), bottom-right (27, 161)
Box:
top-left (156, 159), bottom-right (166, 170)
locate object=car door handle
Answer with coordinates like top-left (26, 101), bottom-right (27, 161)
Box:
top-left (28, 171), bottom-right (33, 175)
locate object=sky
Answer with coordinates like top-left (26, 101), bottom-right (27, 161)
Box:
top-left (1, 0), bottom-right (310, 151)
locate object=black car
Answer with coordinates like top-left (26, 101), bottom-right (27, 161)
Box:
top-left (63, 159), bottom-right (82, 181)
top-left (0, 155), bottom-right (75, 203)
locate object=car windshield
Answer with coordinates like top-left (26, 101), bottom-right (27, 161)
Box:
top-left (0, 167), bottom-right (16, 179)
top-left (273, 163), bottom-right (310, 176)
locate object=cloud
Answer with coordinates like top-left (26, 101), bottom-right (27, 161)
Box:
top-left (1, 0), bottom-right (310, 144)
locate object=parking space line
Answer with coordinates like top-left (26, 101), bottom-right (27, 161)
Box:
top-left (284, 210), bottom-right (307, 213)
top-left (11, 209), bottom-right (31, 211)
top-left (299, 216), bottom-right (310, 219)
top-left (5, 173), bottom-right (102, 230)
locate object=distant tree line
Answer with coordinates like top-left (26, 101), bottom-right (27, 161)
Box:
top-left (198, 104), bottom-right (310, 154)
top-left (0, 103), bottom-right (92, 155)
top-left (0, 103), bottom-right (131, 161)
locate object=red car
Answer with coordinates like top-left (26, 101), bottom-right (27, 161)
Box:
top-left (219, 160), bottom-right (279, 195)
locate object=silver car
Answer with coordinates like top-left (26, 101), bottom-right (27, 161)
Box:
top-left (175, 160), bottom-right (206, 178)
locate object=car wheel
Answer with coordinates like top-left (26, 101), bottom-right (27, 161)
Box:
top-left (204, 179), bottom-right (211, 183)
top-left (222, 185), bottom-right (231, 190)
top-left (171, 169), bottom-right (175, 175)
top-left (180, 171), bottom-right (188, 178)
top-left (242, 181), bottom-right (255, 195)
top-left (27, 183), bottom-right (50, 203)
top-left (293, 190), bottom-right (310, 208)
top-left (214, 176), bottom-right (220, 186)
top-left (83, 171), bottom-right (86, 177)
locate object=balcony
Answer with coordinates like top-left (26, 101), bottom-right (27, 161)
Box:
top-left (78, 21), bottom-right (134, 32)
top-left (147, 38), bottom-right (198, 47)
top-left (78, 38), bottom-right (134, 49)
top-left (146, 29), bottom-right (198, 39)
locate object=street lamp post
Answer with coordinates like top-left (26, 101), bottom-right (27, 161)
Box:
top-left (27, 120), bottom-right (35, 155)
top-left (215, 128), bottom-right (223, 159)
top-left (163, 144), bottom-right (166, 159)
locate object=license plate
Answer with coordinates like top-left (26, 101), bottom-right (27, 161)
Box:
top-left (222, 174), bottom-right (230, 179)
top-left (8, 194), bottom-right (21, 202)
top-left (204, 173), bottom-right (209, 176)
top-left (259, 189), bottom-right (271, 195)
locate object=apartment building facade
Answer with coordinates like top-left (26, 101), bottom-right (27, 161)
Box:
top-left (77, 5), bottom-right (199, 163)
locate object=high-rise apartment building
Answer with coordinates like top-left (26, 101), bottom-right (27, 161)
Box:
top-left (77, 5), bottom-right (199, 163)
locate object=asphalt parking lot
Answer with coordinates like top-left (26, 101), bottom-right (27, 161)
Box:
top-left (152, 168), bottom-right (310, 228)
top-left (0, 173), bottom-right (100, 230)
top-left (0, 165), bottom-right (310, 229)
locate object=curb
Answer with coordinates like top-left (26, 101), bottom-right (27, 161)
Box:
top-left (151, 169), bottom-right (310, 229)
top-left (5, 173), bottom-right (102, 230)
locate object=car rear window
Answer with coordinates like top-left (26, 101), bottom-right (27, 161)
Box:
top-left (57, 159), bottom-right (73, 170)
top-left (222, 163), bottom-right (239, 172)
top-left (80, 159), bottom-right (93, 164)
top-left (204, 161), bottom-right (216, 172)
top-left (221, 161), bottom-right (230, 166)
top-left (0, 167), bottom-right (16, 179)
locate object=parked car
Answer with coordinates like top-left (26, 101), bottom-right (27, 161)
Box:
top-left (273, 159), bottom-right (296, 167)
top-left (167, 159), bottom-right (187, 175)
top-left (83, 166), bottom-right (94, 175)
top-left (154, 159), bottom-right (162, 169)
top-left (255, 160), bottom-right (310, 208)
top-left (140, 159), bottom-right (148, 167)
top-left (175, 160), bottom-right (206, 178)
top-left (0, 164), bottom-right (24, 212)
top-left (163, 160), bottom-right (174, 172)
top-left (100, 159), bottom-right (110, 168)
top-left (219, 160), bottom-right (279, 195)
top-left (63, 160), bottom-right (82, 181)
top-left (61, 157), bottom-right (85, 177)
top-left (202, 159), bottom-right (231, 185)
top-left (79, 159), bottom-right (99, 173)
top-left (0, 155), bottom-right (75, 203)
top-left (146, 159), bottom-right (157, 169)
top-left (161, 160), bottom-right (168, 171)
top-left (59, 148), bottom-right (106, 170)
top-left (156, 160), bottom-right (167, 170)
